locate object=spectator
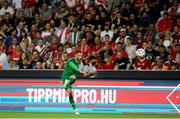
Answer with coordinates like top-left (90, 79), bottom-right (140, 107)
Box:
top-left (27, 42), bottom-right (35, 59)
top-left (35, 39), bottom-right (45, 53)
top-left (101, 22), bottom-right (113, 41)
top-left (156, 12), bottom-right (173, 40)
top-left (157, 45), bottom-right (169, 63)
top-left (19, 30), bottom-right (31, 53)
top-left (27, 50), bottom-right (45, 69)
top-left (91, 36), bottom-right (103, 53)
top-left (54, 0), bottom-right (69, 20)
top-left (125, 37), bottom-right (137, 63)
top-left (69, 25), bottom-right (81, 45)
top-left (40, 2), bottom-right (52, 22)
top-left (163, 54), bottom-right (177, 70)
top-left (41, 23), bottom-right (51, 41)
top-left (77, 38), bottom-right (91, 59)
top-left (16, 10), bottom-right (30, 28)
top-left (0, 35), bottom-right (6, 52)
top-left (8, 60), bottom-right (17, 69)
top-left (52, 43), bottom-right (63, 64)
top-left (145, 41), bottom-right (157, 63)
top-left (170, 25), bottom-right (180, 43)
top-left (34, 61), bottom-right (43, 69)
top-left (83, 13), bottom-right (94, 26)
top-left (133, 31), bottom-right (144, 49)
top-left (16, 0), bottom-right (30, 18)
top-left (175, 44), bottom-right (180, 64)
top-left (115, 28), bottom-right (129, 44)
top-left (39, 42), bottom-right (53, 62)
top-left (0, 0), bottom-right (179, 70)
top-left (152, 56), bottom-right (164, 70)
top-left (0, 22), bottom-right (13, 37)
top-left (29, 24), bottom-right (38, 40)
top-left (139, 11), bottom-right (152, 30)
top-left (99, 55), bottom-right (114, 69)
top-left (144, 24), bottom-right (156, 43)
top-left (12, 0), bottom-right (22, 10)
top-left (67, 14), bottom-right (80, 31)
top-left (0, 0), bottom-right (14, 18)
top-left (12, 44), bottom-right (22, 63)
top-left (98, 40), bottom-right (113, 63)
top-left (0, 48), bottom-right (8, 69)
top-left (65, 0), bottom-right (76, 8)
top-left (18, 52), bottom-right (29, 69)
top-left (128, 13), bottom-right (139, 27)
top-left (106, 0), bottom-right (121, 11)
top-left (31, 13), bottom-right (45, 30)
top-left (134, 48), bottom-right (151, 70)
top-left (114, 51), bottom-right (131, 70)
top-left (113, 42), bottom-right (128, 59)
top-left (112, 12), bottom-right (127, 29)
top-left (16, 21), bottom-right (28, 37)
top-left (1, 12), bottom-right (15, 28)
top-left (56, 19), bottom-right (70, 45)
top-left (82, 56), bottom-right (97, 78)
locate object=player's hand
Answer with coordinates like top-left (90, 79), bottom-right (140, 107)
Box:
top-left (80, 71), bottom-right (89, 77)
top-left (83, 72), bottom-right (90, 77)
top-left (80, 71), bottom-right (85, 74)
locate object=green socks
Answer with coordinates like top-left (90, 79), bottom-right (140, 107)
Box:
top-left (69, 96), bottom-right (77, 110)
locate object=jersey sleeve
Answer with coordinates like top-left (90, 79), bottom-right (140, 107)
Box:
top-left (69, 62), bottom-right (81, 73)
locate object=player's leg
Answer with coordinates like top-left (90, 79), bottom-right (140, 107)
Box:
top-left (63, 75), bottom-right (76, 89)
top-left (66, 88), bottom-right (79, 114)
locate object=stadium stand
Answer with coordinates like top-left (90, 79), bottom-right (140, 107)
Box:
top-left (0, 0), bottom-right (179, 70)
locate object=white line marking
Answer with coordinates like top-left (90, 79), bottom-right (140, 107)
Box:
top-left (166, 83), bottom-right (180, 113)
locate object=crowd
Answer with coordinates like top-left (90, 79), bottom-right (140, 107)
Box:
top-left (0, 0), bottom-right (179, 71)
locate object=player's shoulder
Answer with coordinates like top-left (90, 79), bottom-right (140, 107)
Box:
top-left (67, 57), bottom-right (75, 62)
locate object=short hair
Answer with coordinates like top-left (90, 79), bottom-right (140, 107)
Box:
top-left (74, 50), bottom-right (82, 55)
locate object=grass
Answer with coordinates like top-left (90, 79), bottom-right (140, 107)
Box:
top-left (0, 112), bottom-right (180, 118)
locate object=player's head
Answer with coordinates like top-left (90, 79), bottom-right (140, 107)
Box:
top-left (74, 51), bottom-right (83, 60)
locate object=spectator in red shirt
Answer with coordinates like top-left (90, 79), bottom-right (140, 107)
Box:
top-left (163, 54), bottom-right (177, 70)
top-left (170, 26), bottom-right (180, 43)
top-left (12, 44), bottom-right (22, 64)
top-left (112, 42), bottom-right (128, 62)
top-left (91, 36), bottom-right (103, 53)
top-left (98, 56), bottom-right (114, 69)
top-left (156, 12), bottom-right (173, 37)
top-left (167, 0), bottom-right (179, 21)
top-left (133, 31), bottom-right (144, 48)
top-left (77, 38), bottom-right (91, 59)
top-left (134, 48), bottom-right (151, 70)
top-left (134, 0), bottom-right (144, 9)
top-left (52, 43), bottom-right (64, 64)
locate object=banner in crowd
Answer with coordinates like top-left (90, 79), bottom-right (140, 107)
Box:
top-left (0, 79), bottom-right (179, 113)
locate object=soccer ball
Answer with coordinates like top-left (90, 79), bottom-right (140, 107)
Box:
top-left (136, 48), bottom-right (145, 57)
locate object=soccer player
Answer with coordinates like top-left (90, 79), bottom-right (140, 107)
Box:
top-left (61, 51), bottom-right (87, 115)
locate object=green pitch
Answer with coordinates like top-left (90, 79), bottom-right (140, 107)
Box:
top-left (0, 112), bottom-right (180, 118)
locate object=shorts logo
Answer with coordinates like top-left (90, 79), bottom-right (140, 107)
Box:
top-left (166, 83), bottom-right (180, 113)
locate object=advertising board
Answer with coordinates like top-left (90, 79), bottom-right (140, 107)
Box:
top-left (0, 79), bottom-right (179, 113)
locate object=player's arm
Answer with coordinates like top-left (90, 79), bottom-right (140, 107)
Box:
top-left (69, 62), bottom-right (89, 76)
top-left (69, 62), bottom-right (81, 73)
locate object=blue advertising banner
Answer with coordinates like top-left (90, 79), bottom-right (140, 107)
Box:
top-left (0, 79), bottom-right (180, 114)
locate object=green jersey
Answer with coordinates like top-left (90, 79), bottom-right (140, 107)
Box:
top-left (61, 57), bottom-right (81, 81)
